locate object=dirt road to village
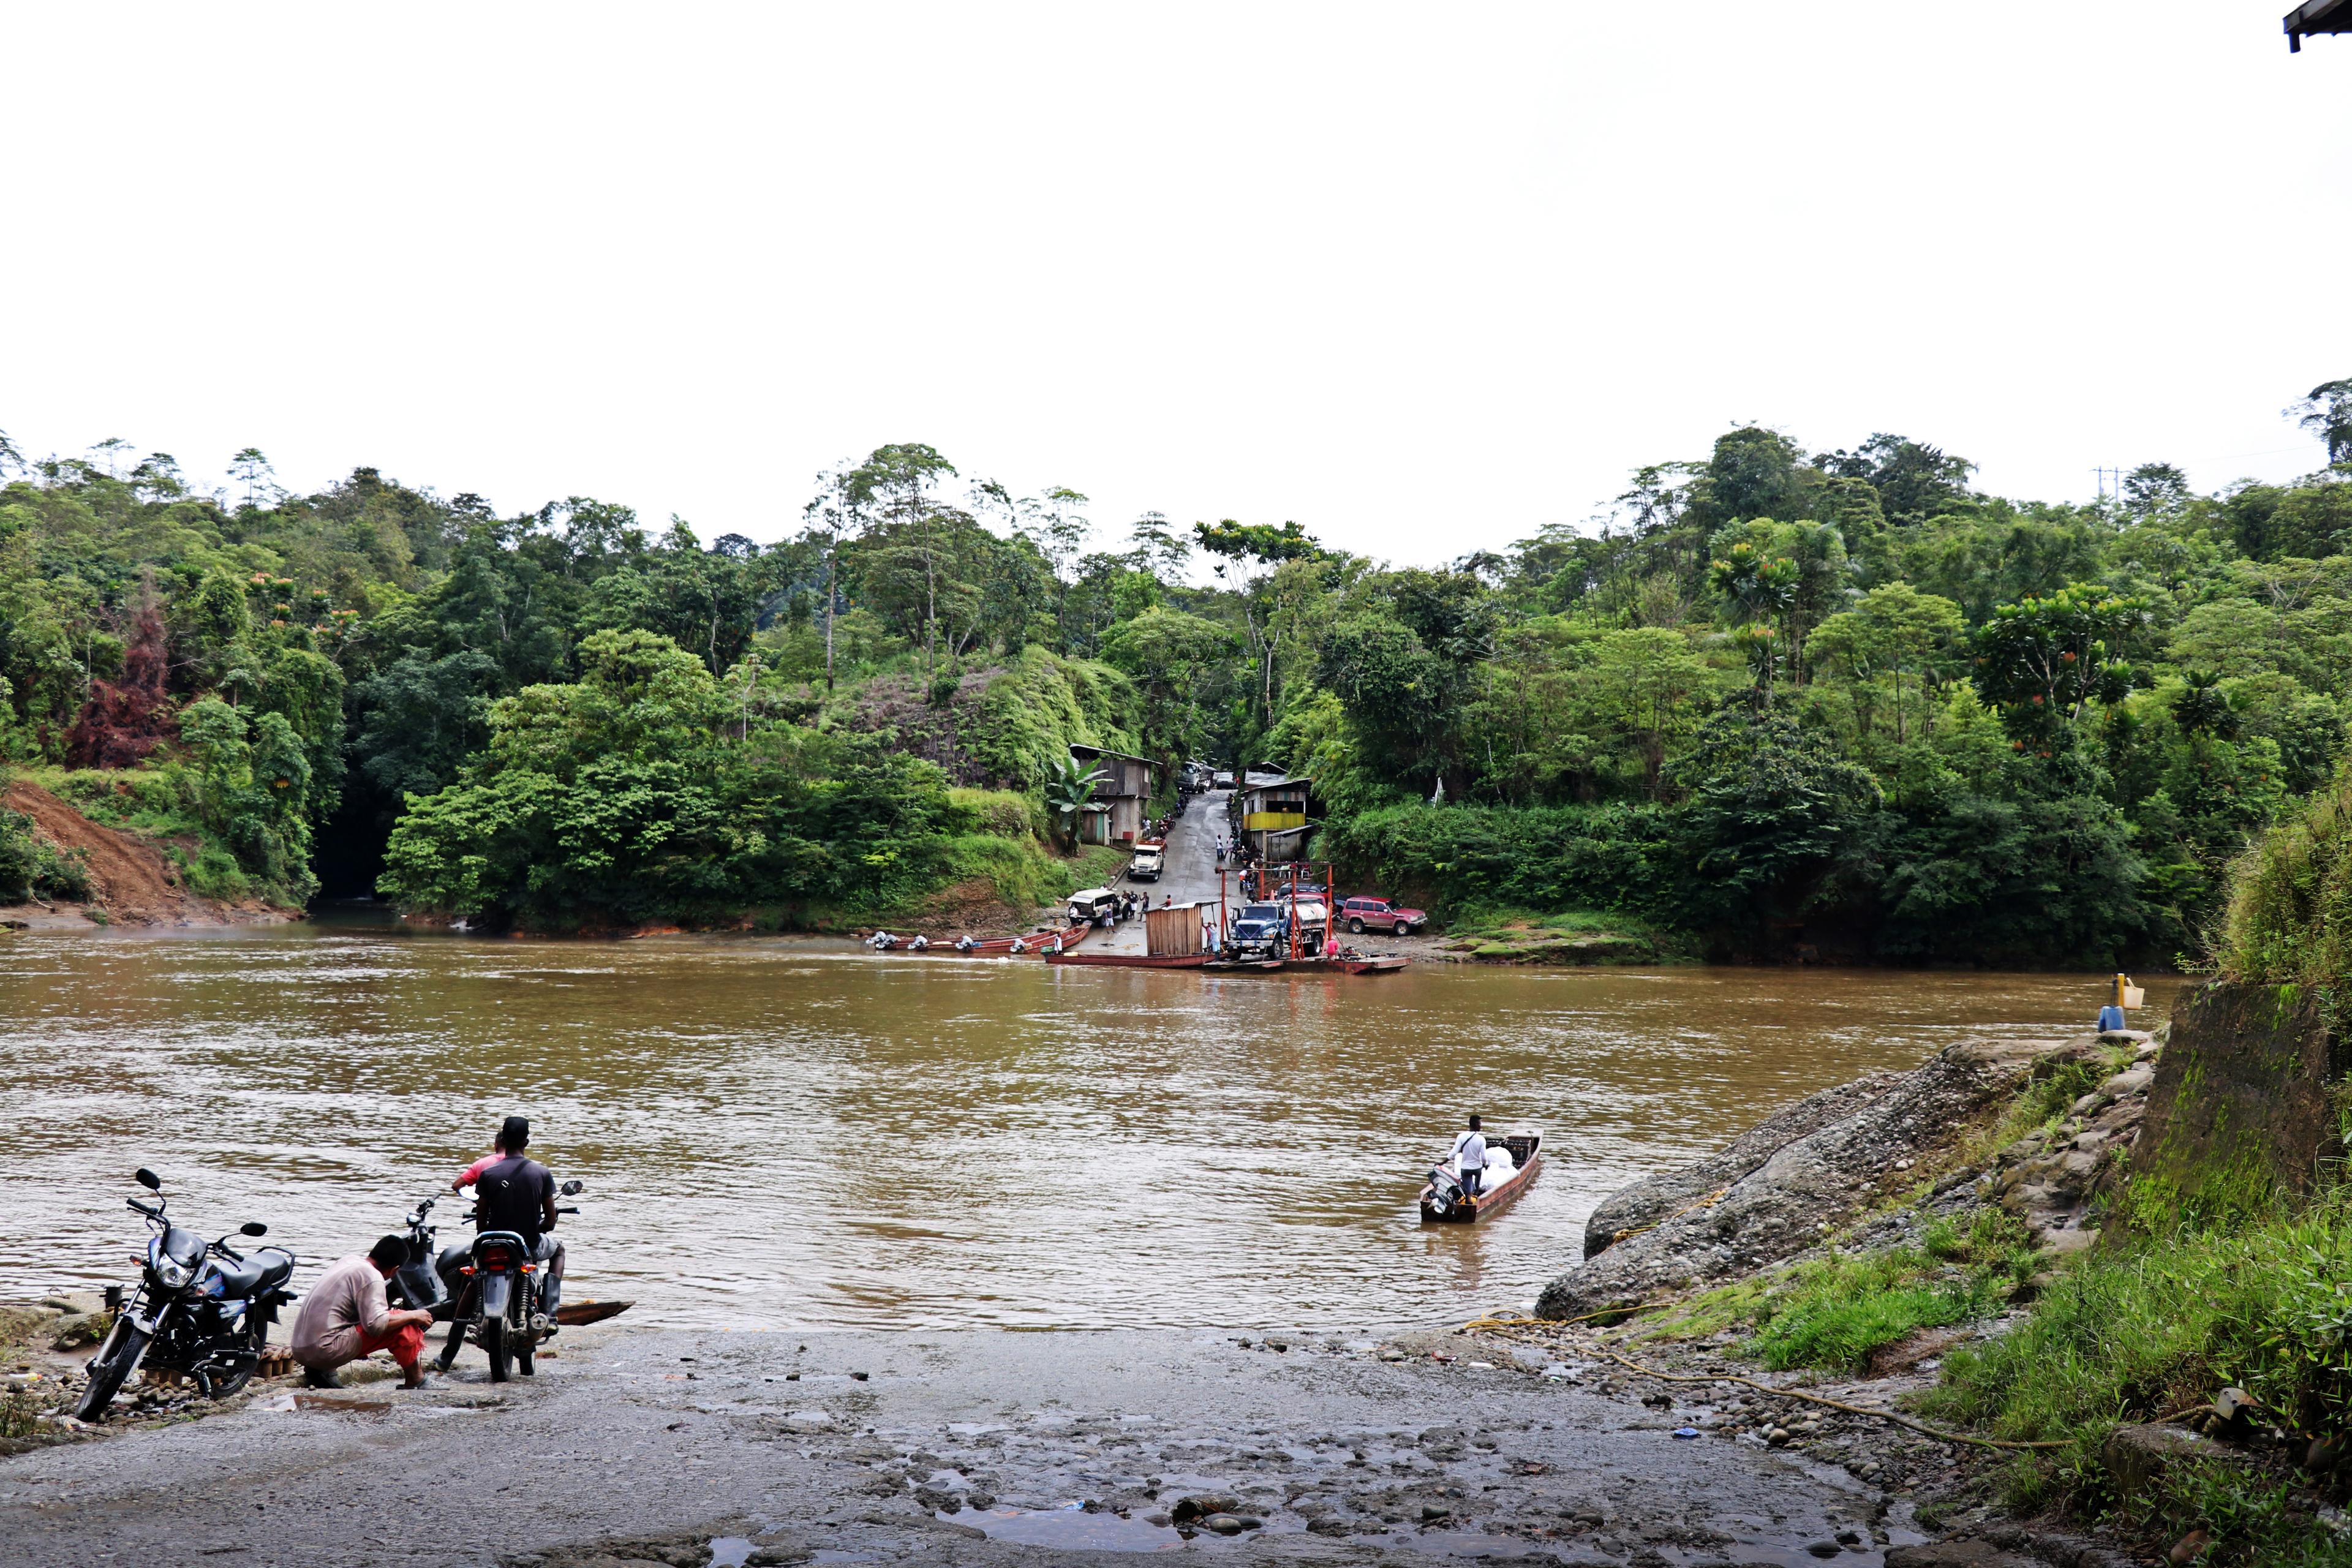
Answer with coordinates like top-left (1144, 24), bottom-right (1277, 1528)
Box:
top-left (0, 1324), bottom-right (1909, 1567)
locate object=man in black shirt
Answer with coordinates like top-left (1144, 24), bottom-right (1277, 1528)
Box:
top-left (452, 1115), bottom-right (565, 1322)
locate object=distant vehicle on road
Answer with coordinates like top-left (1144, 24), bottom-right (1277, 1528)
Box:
top-left (1128, 840), bottom-right (1164, 881)
top-left (1068, 888), bottom-right (1122, 924)
top-left (1212, 769), bottom-right (1235, 789)
top-left (1341, 896), bottom-right (1427, 937)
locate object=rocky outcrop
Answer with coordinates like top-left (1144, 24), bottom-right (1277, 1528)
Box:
top-left (1977, 1038), bottom-right (2157, 1251)
top-left (1539, 1033), bottom-right (2077, 1320)
top-left (1581, 1072), bottom-right (1902, 1259)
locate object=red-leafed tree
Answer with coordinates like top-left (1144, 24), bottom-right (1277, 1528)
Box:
top-left (66, 599), bottom-right (179, 767)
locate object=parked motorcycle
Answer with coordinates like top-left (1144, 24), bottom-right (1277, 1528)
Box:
top-left (75, 1167), bottom-right (296, 1421)
top-left (383, 1194), bottom-right (453, 1321)
top-left (434, 1180), bottom-right (583, 1383)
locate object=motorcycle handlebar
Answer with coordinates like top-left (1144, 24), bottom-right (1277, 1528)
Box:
top-left (556, 1206), bottom-right (578, 1215)
top-left (127, 1197), bottom-right (161, 1218)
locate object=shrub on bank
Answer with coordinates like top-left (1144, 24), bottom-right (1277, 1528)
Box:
top-left (2214, 760), bottom-right (2352, 989)
top-left (1925, 1196), bottom-right (2352, 1548)
top-left (1316, 801), bottom-right (1674, 919)
top-left (0, 805), bottom-right (90, 903)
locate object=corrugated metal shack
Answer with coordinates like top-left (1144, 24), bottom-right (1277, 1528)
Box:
top-left (1069, 745), bottom-right (1158, 844)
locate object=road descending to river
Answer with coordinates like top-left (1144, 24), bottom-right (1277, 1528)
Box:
top-left (1094, 785), bottom-right (1232, 953)
top-left (0, 919), bottom-right (2176, 1330)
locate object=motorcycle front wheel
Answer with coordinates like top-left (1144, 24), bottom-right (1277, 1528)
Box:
top-left (74, 1317), bottom-right (151, 1422)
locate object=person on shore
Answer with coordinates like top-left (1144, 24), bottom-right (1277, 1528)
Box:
top-left (452, 1115), bottom-right (566, 1325)
top-left (290, 1235), bottom-right (435, 1390)
top-left (1451, 1116), bottom-right (1488, 1198)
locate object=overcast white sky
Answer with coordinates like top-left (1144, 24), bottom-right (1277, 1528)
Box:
top-left (3, 4), bottom-right (2348, 566)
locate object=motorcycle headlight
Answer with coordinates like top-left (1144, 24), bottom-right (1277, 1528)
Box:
top-left (148, 1240), bottom-right (192, 1290)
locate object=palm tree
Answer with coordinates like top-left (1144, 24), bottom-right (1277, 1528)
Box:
top-left (1043, 758), bottom-right (1107, 851)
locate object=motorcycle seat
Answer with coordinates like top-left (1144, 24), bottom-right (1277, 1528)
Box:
top-left (213, 1247), bottom-right (295, 1300)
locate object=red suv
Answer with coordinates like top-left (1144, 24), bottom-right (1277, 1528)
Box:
top-left (1340, 896), bottom-right (1427, 936)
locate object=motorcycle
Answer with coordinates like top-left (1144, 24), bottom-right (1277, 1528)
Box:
top-left (383, 1194), bottom-right (454, 1321)
top-left (434, 1179), bottom-right (583, 1384)
top-left (75, 1167), bottom-right (296, 1421)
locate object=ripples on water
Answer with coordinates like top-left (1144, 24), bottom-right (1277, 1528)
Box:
top-left (0, 924), bottom-right (2176, 1330)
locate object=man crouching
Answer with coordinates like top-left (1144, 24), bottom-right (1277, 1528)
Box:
top-left (290, 1234), bottom-right (437, 1389)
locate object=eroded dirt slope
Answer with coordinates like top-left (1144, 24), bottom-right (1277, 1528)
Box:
top-left (3, 778), bottom-right (284, 928)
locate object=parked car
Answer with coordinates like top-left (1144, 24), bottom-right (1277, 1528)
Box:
top-left (1340, 896), bottom-right (1427, 937)
top-left (1068, 887), bottom-right (1122, 924)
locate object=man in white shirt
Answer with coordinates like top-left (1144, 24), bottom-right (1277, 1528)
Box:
top-left (1450, 1116), bottom-right (1488, 1197)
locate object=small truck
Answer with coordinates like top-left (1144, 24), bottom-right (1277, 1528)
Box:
top-left (1128, 839), bottom-right (1165, 882)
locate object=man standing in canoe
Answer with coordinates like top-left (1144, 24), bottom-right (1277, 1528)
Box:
top-left (1450, 1116), bottom-right (1488, 1198)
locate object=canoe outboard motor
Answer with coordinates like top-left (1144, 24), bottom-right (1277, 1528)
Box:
top-left (1425, 1166), bottom-right (1466, 1218)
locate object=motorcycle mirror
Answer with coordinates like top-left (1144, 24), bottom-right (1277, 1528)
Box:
top-left (240, 1222), bottom-right (268, 1237)
top-left (560, 1180), bottom-right (584, 1196)
top-left (135, 1168), bottom-right (162, 1191)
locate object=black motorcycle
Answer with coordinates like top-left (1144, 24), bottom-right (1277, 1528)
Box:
top-left (434, 1180), bottom-right (582, 1384)
top-left (75, 1167), bottom-right (295, 1420)
top-left (383, 1194), bottom-right (453, 1321)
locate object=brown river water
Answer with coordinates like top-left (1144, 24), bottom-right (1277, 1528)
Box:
top-left (0, 920), bottom-right (2178, 1331)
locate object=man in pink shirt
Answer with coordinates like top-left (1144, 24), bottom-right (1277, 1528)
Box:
top-left (290, 1236), bottom-right (435, 1389)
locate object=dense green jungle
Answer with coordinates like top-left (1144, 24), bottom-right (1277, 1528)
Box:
top-left (4, 389), bottom-right (2351, 960)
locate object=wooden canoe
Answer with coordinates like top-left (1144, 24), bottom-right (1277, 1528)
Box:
top-left (1202, 958), bottom-right (1286, 972)
top-left (1419, 1131), bottom-right (1542, 1224)
top-left (551, 1300), bottom-right (633, 1327)
top-left (1335, 955), bottom-right (1409, 974)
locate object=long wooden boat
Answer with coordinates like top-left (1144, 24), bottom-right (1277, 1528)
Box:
top-left (1419, 1131), bottom-right (1542, 1224)
top-left (1046, 949), bottom-right (1207, 969)
top-left (871, 922), bottom-right (1095, 958)
top-left (1202, 957), bottom-right (1286, 972)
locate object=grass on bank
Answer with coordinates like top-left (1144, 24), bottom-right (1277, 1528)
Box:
top-left (1438, 903), bottom-right (1681, 962)
top-left (1641, 1208), bottom-right (2043, 1374)
top-left (1919, 1193), bottom-right (2352, 1563)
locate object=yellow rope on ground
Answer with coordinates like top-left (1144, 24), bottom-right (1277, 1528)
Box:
top-left (1605, 1185), bottom-right (1732, 1248)
top-left (1460, 1313), bottom-right (2071, 1453)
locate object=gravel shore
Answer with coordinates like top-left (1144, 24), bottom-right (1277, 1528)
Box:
top-left (1, 1321), bottom-right (1926, 1567)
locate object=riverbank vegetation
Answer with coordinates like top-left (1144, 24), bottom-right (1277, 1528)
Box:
top-left (2, 386), bottom-right (2350, 949)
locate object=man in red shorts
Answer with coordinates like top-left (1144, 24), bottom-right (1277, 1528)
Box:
top-left (290, 1235), bottom-right (437, 1389)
